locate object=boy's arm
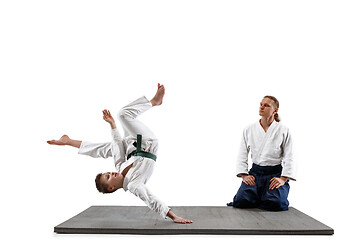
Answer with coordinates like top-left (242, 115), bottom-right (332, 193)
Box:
top-left (128, 183), bottom-right (192, 223)
top-left (103, 109), bottom-right (126, 168)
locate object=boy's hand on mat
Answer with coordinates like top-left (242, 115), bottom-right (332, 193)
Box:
top-left (172, 216), bottom-right (193, 224)
top-left (269, 177), bottom-right (285, 190)
top-left (167, 210), bottom-right (193, 224)
top-left (243, 175), bottom-right (256, 186)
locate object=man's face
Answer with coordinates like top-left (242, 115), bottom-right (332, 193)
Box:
top-left (101, 172), bottom-right (120, 191)
top-left (259, 98), bottom-right (277, 118)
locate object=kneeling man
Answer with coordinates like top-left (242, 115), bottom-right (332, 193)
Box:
top-left (227, 96), bottom-right (296, 211)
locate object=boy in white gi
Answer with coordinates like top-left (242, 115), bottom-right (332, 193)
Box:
top-left (48, 84), bottom-right (192, 224)
top-left (227, 96), bottom-right (296, 211)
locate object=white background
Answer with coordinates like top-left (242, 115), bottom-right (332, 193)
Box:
top-left (1, 1), bottom-right (359, 239)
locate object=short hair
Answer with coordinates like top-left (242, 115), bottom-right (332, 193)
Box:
top-left (95, 173), bottom-right (116, 194)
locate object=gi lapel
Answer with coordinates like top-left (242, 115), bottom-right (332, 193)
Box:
top-left (254, 121), bottom-right (279, 162)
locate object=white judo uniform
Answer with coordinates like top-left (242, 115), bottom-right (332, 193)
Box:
top-left (236, 120), bottom-right (296, 180)
top-left (78, 96), bottom-right (170, 219)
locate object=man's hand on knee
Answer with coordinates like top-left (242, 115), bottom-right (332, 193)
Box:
top-left (269, 177), bottom-right (285, 190)
top-left (242, 175), bottom-right (256, 186)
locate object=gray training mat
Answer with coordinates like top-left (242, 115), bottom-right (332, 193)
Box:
top-left (54, 206), bottom-right (334, 235)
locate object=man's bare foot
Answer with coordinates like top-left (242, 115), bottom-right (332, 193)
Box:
top-left (150, 83), bottom-right (165, 106)
top-left (47, 135), bottom-right (70, 145)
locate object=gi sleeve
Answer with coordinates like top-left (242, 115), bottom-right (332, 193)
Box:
top-left (128, 182), bottom-right (170, 219)
top-left (110, 128), bottom-right (126, 171)
top-left (111, 128), bottom-right (122, 142)
top-left (281, 128), bottom-right (296, 180)
top-left (236, 128), bottom-right (250, 177)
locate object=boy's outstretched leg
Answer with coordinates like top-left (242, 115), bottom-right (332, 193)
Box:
top-left (118, 83), bottom-right (165, 139)
top-left (47, 135), bottom-right (82, 148)
top-left (47, 109), bottom-right (116, 149)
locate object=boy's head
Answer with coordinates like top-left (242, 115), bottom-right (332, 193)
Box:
top-left (95, 172), bottom-right (120, 194)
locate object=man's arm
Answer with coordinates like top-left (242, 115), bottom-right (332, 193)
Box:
top-left (280, 128), bottom-right (296, 181)
top-left (236, 129), bottom-right (250, 176)
top-left (236, 128), bottom-right (252, 185)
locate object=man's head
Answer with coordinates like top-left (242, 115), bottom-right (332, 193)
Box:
top-left (95, 172), bottom-right (121, 194)
top-left (259, 96), bottom-right (280, 122)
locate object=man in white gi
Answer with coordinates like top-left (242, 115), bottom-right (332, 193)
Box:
top-left (48, 84), bottom-right (192, 224)
top-left (227, 96), bottom-right (296, 211)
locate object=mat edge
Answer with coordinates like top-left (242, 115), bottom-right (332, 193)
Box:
top-left (54, 227), bottom-right (334, 235)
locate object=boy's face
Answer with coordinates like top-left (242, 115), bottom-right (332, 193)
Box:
top-left (101, 172), bottom-right (120, 191)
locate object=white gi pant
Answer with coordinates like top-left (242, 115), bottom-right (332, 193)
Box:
top-left (78, 96), bottom-right (170, 219)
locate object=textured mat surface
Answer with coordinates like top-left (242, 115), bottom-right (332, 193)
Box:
top-left (54, 206), bottom-right (333, 235)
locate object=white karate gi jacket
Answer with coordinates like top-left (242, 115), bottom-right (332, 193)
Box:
top-left (78, 96), bottom-right (170, 219)
top-left (236, 120), bottom-right (296, 180)
top-left (112, 128), bottom-right (170, 219)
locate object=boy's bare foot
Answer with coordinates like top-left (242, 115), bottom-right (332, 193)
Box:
top-left (150, 83), bottom-right (165, 106)
top-left (47, 135), bottom-right (70, 145)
